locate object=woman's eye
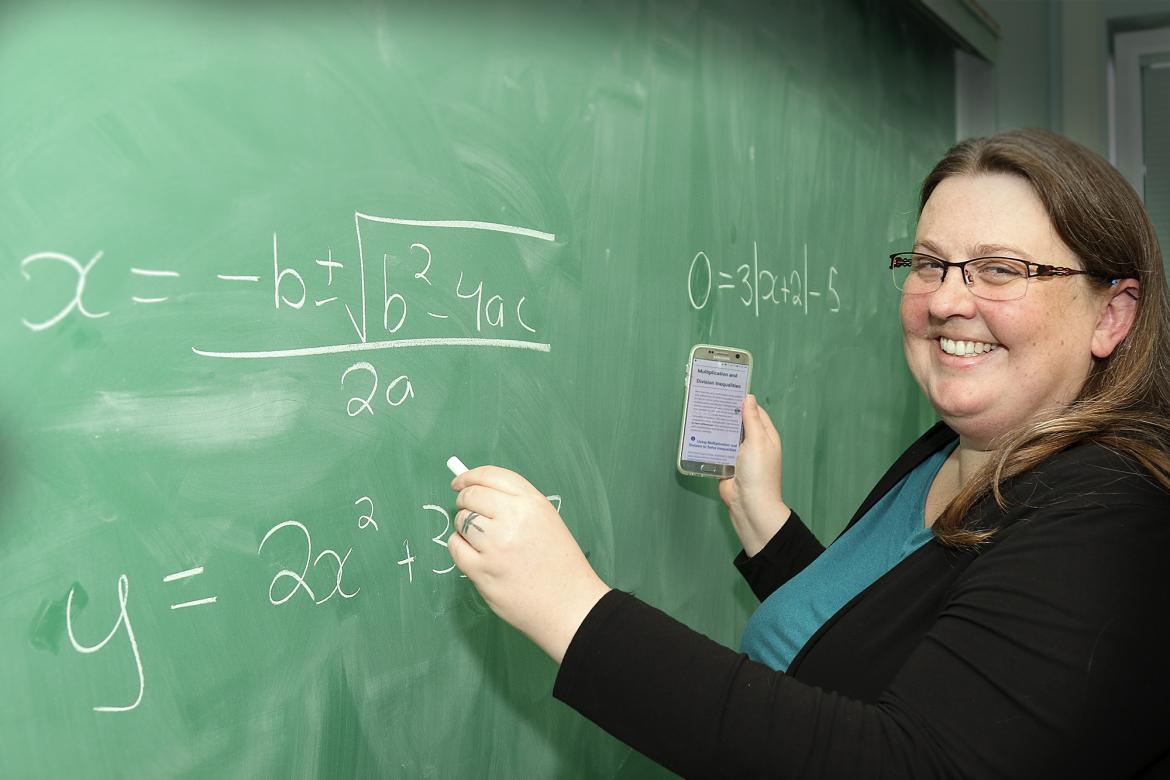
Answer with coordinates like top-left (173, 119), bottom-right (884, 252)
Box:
top-left (979, 261), bottom-right (1026, 278)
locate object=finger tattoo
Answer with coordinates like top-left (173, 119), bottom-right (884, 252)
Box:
top-left (461, 512), bottom-right (484, 534)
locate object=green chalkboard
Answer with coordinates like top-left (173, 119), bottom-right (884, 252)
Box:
top-left (0, 1), bottom-right (953, 776)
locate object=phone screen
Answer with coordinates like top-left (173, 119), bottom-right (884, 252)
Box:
top-left (680, 357), bottom-right (751, 467)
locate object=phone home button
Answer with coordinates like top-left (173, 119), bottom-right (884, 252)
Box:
top-left (700, 464), bottom-right (719, 473)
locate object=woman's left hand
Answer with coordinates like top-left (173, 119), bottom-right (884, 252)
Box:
top-left (449, 465), bottom-right (611, 663)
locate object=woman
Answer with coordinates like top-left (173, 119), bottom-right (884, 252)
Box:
top-left (447, 129), bottom-right (1170, 777)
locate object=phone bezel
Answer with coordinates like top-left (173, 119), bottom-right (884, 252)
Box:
top-left (676, 344), bottom-right (753, 478)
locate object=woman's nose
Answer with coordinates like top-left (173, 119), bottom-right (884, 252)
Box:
top-left (928, 266), bottom-right (978, 318)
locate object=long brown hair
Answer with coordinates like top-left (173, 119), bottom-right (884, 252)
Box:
top-left (920, 129), bottom-right (1170, 547)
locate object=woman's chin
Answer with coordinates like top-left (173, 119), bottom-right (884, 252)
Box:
top-left (930, 394), bottom-right (987, 422)
top-left (932, 404), bottom-right (1005, 447)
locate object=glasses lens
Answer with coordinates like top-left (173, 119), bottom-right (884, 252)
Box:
top-left (891, 253), bottom-right (943, 293)
top-left (968, 258), bottom-right (1029, 300)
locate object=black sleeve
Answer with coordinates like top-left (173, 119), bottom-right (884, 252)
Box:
top-left (554, 486), bottom-right (1170, 778)
top-left (731, 510), bottom-right (825, 602)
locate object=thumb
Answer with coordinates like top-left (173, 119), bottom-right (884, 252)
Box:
top-left (752, 397), bottom-right (781, 448)
top-left (741, 394), bottom-right (762, 443)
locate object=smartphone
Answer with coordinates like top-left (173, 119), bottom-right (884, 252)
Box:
top-left (677, 344), bottom-right (753, 478)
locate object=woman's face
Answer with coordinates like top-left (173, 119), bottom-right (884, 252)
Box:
top-left (901, 172), bottom-right (1107, 449)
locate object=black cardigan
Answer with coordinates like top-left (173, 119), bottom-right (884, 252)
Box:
top-left (553, 424), bottom-right (1170, 778)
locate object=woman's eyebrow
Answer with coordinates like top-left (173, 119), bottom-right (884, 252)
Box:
top-left (912, 239), bottom-right (946, 256)
top-left (912, 239), bottom-right (1032, 259)
top-left (969, 243), bottom-right (1031, 259)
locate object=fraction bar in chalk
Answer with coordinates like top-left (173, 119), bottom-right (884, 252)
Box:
top-left (163, 566), bottom-right (204, 582)
top-left (354, 213), bottom-right (557, 243)
top-left (191, 336), bottom-right (551, 360)
top-left (447, 456), bottom-right (469, 476)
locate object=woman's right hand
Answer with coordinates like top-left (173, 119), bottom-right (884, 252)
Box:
top-left (718, 394), bottom-right (791, 557)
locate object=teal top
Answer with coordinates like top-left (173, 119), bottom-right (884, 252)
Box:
top-left (740, 440), bottom-right (958, 671)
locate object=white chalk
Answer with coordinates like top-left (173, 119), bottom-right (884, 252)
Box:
top-left (446, 456), bottom-right (469, 476)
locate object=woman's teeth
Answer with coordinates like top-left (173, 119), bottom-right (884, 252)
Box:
top-left (939, 337), bottom-right (998, 356)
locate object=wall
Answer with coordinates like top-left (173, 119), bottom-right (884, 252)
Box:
top-left (980, 0), bottom-right (1170, 156)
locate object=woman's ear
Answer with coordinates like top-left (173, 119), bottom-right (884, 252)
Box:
top-left (1091, 278), bottom-right (1140, 359)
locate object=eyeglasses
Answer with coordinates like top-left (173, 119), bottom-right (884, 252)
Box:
top-left (888, 252), bottom-right (1116, 301)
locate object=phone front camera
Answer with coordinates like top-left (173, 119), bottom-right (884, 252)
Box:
top-left (735, 353), bottom-right (740, 359)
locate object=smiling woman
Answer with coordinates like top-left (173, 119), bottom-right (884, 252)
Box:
top-left (448, 129), bottom-right (1170, 778)
top-left (900, 170), bottom-right (1140, 500)
top-left (916, 130), bottom-right (1170, 548)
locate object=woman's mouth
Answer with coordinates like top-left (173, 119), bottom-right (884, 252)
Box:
top-left (938, 337), bottom-right (999, 357)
